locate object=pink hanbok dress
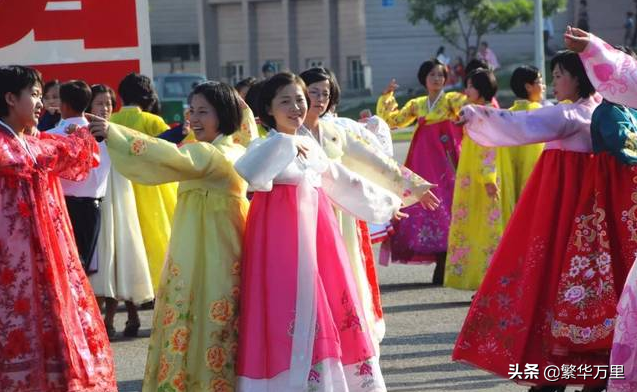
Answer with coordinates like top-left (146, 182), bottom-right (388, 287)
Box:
top-left (234, 129), bottom-right (401, 392)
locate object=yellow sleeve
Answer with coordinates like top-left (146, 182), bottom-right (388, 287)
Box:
top-left (445, 91), bottom-right (468, 116)
top-left (376, 92), bottom-right (420, 128)
top-left (144, 112), bottom-right (171, 137)
top-left (233, 107), bottom-right (259, 147)
top-left (106, 123), bottom-right (233, 185)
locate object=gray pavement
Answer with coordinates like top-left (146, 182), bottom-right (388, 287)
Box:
top-left (110, 141), bottom-right (583, 391)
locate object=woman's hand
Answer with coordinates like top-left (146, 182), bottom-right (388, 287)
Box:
top-left (85, 113), bottom-right (110, 141)
top-left (296, 141), bottom-right (309, 159)
top-left (383, 79), bottom-right (399, 95)
top-left (419, 189), bottom-right (441, 211)
top-left (564, 25), bottom-right (590, 53)
top-left (393, 209), bottom-right (409, 221)
top-left (485, 182), bottom-right (500, 201)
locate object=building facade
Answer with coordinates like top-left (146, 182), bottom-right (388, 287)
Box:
top-left (149, 0), bottom-right (636, 94)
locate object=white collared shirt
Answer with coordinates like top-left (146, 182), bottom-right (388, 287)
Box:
top-left (48, 116), bottom-right (111, 198)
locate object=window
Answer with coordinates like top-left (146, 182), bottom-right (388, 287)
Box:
top-left (226, 62), bottom-right (245, 86)
top-left (151, 44), bottom-right (200, 62)
top-left (306, 58), bottom-right (324, 69)
top-left (347, 57), bottom-right (365, 90)
top-left (162, 75), bottom-right (206, 100)
top-left (264, 59), bottom-right (283, 73)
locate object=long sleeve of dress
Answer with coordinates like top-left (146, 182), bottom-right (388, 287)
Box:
top-left (38, 128), bottom-right (100, 180)
top-left (376, 93), bottom-right (420, 128)
top-left (234, 132), bottom-right (298, 191)
top-left (106, 123), bottom-right (234, 185)
top-left (340, 129), bottom-right (433, 206)
top-left (321, 161), bottom-right (401, 224)
top-left (463, 103), bottom-right (586, 147)
top-left (580, 33), bottom-right (637, 108)
top-left (232, 107), bottom-right (259, 147)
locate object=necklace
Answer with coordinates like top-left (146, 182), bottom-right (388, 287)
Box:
top-left (0, 119), bottom-right (38, 164)
top-left (427, 92), bottom-right (443, 113)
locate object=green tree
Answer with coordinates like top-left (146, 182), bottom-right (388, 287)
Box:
top-left (407, 0), bottom-right (566, 61)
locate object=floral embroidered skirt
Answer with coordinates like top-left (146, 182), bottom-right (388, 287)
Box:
top-left (609, 256), bottom-right (637, 392)
top-left (236, 185), bottom-right (386, 392)
top-left (388, 119), bottom-right (463, 263)
top-left (142, 192), bottom-right (248, 392)
top-left (453, 151), bottom-right (637, 387)
top-left (0, 175), bottom-right (116, 392)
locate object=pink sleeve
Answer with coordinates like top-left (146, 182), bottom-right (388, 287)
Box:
top-left (580, 34), bottom-right (637, 108)
top-left (462, 103), bottom-right (582, 147)
top-left (38, 128), bottom-right (100, 180)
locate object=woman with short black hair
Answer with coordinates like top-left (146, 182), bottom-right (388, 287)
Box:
top-left (89, 80), bottom-right (250, 391)
top-left (452, 49), bottom-right (627, 392)
top-left (376, 59), bottom-right (466, 283)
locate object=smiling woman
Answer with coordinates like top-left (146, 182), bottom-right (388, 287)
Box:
top-left (234, 72), bottom-right (399, 392)
top-left (0, 65), bottom-right (117, 392)
top-left (87, 80), bottom-right (250, 391)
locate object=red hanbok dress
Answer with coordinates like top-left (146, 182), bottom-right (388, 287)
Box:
top-left (0, 122), bottom-right (117, 392)
top-left (453, 97), bottom-right (637, 388)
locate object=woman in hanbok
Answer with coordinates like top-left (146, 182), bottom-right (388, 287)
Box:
top-left (87, 84), bottom-right (154, 339)
top-left (506, 66), bottom-right (546, 209)
top-left (443, 68), bottom-right (511, 290)
top-left (452, 50), bottom-right (634, 392)
top-left (376, 59), bottom-right (466, 283)
top-left (299, 67), bottom-right (439, 352)
top-left (89, 81), bottom-right (248, 391)
top-left (235, 72), bottom-right (401, 391)
top-left (109, 73), bottom-right (180, 292)
top-left (0, 65), bottom-right (116, 392)
top-left (564, 26), bottom-right (637, 392)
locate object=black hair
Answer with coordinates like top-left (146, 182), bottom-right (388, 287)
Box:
top-left (436, 46), bottom-right (445, 56)
top-left (118, 72), bottom-right (157, 109)
top-left (464, 59), bottom-right (490, 87)
top-left (324, 68), bottom-right (341, 109)
top-left (550, 50), bottom-right (595, 98)
top-left (466, 68), bottom-right (498, 101)
top-left (257, 72), bottom-right (307, 130)
top-left (59, 80), bottom-right (92, 114)
top-left (0, 66), bottom-right (43, 117)
top-left (43, 79), bottom-right (60, 96)
top-left (299, 67), bottom-right (339, 116)
top-left (262, 61), bottom-right (276, 74)
top-left (146, 92), bottom-right (161, 115)
top-left (510, 65), bottom-right (540, 99)
top-left (480, 41), bottom-right (489, 47)
top-left (235, 77), bottom-right (257, 93)
top-left (189, 81), bottom-right (243, 135)
top-left (417, 59), bottom-right (448, 88)
top-left (614, 45), bottom-right (637, 59)
top-left (244, 79), bottom-right (267, 114)
top-left (88, 84), bottom-right (117, 113)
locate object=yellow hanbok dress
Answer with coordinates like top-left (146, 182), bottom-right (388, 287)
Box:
top-left (507, 99), bottom-right (544, 205)
top-left (444, 105), bottom-right (513, 290)
top-left (105, 123), bottom-right (248, 391)
top-left (110, 107), bottom-right (178, 291)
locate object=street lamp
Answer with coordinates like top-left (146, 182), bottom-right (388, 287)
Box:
top-left (534, 0), bottom-right (546, 93)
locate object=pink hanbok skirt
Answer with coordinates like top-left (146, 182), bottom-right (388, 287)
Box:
top-left (236, 184), bottom-right (385, 392)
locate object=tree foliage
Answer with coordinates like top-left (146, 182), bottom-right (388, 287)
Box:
top-left (407, 0), bottom-right (567, 61)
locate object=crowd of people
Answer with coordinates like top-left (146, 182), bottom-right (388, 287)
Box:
top-left (1, 24), bottom-right (637, 392)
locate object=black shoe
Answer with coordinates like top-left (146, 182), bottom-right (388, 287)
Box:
top-left (123, 320), bottom-right (140, 337)
top-left (432, 259), bottom-right (445, 285)
top-left (105, 324), bottom-right (116, 340)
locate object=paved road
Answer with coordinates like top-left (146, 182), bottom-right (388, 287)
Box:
top-left (111, 141), bottom-right (583, 391)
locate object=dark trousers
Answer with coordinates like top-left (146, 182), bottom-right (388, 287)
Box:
top-left (65, 196), bottom-right (102, 274)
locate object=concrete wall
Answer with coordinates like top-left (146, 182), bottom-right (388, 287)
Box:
top-left (149, 0), bottom-right (199, 45)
